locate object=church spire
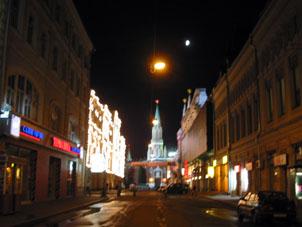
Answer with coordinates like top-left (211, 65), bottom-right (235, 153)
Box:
top-left (182, 98), bottom-right (187, 117)
top-left (154, 99), bottom-right (161, 125)
top-left (187, 89), bottom-right (192, 109)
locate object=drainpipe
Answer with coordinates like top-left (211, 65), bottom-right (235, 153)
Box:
top-left (0, 0), bottom-right (10, 112)
top-left (249, 36), bottom-right (262, 191)
top-left (225, 61), bottom-right (232, 195)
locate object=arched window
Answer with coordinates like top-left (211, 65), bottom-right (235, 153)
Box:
top-left (68, 117), bottom-right (77, 143)
top-left (6, 75), bottom-right (39, 121)
top-left (50, 103), bottom-right (61, 133)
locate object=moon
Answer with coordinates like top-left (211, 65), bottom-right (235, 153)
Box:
top-left (185, 40), bottom-right (190, 46)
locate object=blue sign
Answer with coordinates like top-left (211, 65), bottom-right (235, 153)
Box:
top-left (21, 126), bottom-right (44, 140)
top-left (71, 147), bottom-right (81, 155)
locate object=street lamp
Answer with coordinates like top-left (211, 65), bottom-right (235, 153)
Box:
top-left (150, 60), bottom-right (166, 74)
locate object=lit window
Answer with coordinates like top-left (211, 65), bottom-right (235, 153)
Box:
top-left (6, 75), bottom-right (39, 121)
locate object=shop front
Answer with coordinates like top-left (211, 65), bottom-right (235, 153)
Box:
top-left (0, 115), bottom-right (82, 214)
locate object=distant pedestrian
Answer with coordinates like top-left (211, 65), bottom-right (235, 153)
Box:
top-left (132, 183), bottom-right (137, 197)
top-left (192, 185), bottom-right (196, 196)
top-left (86, 181), bottom-right (91, 196)
top-left (117, 183), bottom-right (122, 196)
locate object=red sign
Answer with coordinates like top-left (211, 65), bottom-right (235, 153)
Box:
top-left (234, 165), bottom-right (241, 173)
top-left (184, 161), bottom-right (188, 179)
top-left (53, 137), bottom-right (71, 152)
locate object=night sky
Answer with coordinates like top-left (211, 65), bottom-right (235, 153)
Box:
top-left (73, 0), bottom-right (270, 160)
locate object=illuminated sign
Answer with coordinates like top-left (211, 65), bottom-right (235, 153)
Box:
top-left (10, 114), bottom-right (20, 137)
top-left (207, 166), bottom-right (214, 178)
top-left (52, 137), bottom-right (79, 156)
top-left (213, 159), bottom-right (217, 167)
top-left (20, 126), bottom-right (44, 141)
top-left (222, 155), bottom-right (228, 164)
top-left (184, 161), bottom-right (188, 179)
top-left (234, 165), bottom-right (241, 173)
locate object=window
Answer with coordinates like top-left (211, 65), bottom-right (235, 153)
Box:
top-left (235, 112), bottom-right (240, 141)
top-left (27, 16), bottom-right (34, 45)
top-left (70, 69), bottom-right (74, 91)
top-left (247, 102), bottom-right (252, 135)
top-left (55, 5), bottom-right (61, 23)
top-left (289, 55), bottom-right (300, 108)
top-left (253, 95), bottom-right (259, 132)
top-left (68, 118), bottom-right (77, 142)
top-left (276, 71), bottom-right (286, 116)
top-left (230, 114), bottom-right (234, 143)
top-left (6, 75), bottom-right (39, 121)
top-left (266, 82), bottom-right (274, 122)
top-left (50, 104), bottom-right (61, 133)
top-left (40, 32), bottom-right (47, 58)
top-left (61, 61), bottom-right (67, 81)
top-left (10, 0), bottom-right (20, 28)
top-left (52, 47), bottom-right (58, 71)
top-left (216, 125), bottom-right (220, 149)
top-left (76, 77), bottom-right (80, 97)
top-left (223, 122), bottom-right (227, 147)
top-left (241, 107), bottom-right (246, 137)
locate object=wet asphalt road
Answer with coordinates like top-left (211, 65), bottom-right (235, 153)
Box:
top-left (35, 191), bottom-right (295, 227)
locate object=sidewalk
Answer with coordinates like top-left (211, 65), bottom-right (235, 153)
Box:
top-left (0, 191), bottom-right (116, 227)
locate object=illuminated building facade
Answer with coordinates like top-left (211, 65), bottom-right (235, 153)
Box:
top-left (180, 88), bottom-right (213, 191)
top-left (212, 0), bottom-right (302, 208)
top-left (0, 0), bottom-right (93, 212)
top-left (87, 90), bottom-right (126, 189)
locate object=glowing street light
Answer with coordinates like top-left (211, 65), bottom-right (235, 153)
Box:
top-left (154, 62), bottom-right (165, 70)
top-left (150, 61), bottom-right (166, 73)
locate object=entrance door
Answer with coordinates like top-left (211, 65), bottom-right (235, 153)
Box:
top-left (67, 161), bottom-right (76, 196)
top-left (48, 157), bottom-right (61, 199)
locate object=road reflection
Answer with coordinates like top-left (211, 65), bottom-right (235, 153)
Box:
top-left (59, 200), bottom-right (128, 227)
top-left (203, 208), bottom-right (238, 221)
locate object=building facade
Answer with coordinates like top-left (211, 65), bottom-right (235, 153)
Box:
top-left (0, 0), bottom-right (93, 212)
top-left (212, 0), bottom-right (302, 207)
top-left (180, 88), bottom-right (213, 191)
top-left (87, 90), bottom-right (126, 190)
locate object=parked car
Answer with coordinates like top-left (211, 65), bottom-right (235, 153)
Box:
top-left (163, 183), bottom-right (189, 194)
top-left (237, 190), bottom-right (297, 224)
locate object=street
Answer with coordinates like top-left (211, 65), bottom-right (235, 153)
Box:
top-left (33, 191), bottom-right (295, 227)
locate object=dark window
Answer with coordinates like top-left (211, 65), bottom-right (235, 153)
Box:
top-left (236, 112), bottom-right (240, 141)
top-left (76, 77), bottom-right (80, 97)
top-left (253, 96), bottom-right (259, 132)
top-left (223, 122), bottom-right (227, 147)
top-left (10, 0), bottom-right (20, 28)
top-left (276, 71), bottom-right (286, 116)
top-left (241, 107), bottom-right (246, 137)
top-left (247, 102), bottom-right (252, 135)
top-left (55, 5), bottom-right (61, 23)
top-left (289, 56), bottom-right (300, 108)
top-left (27, 16), bottom-right (34, 45)
top-left (52, 47), bottom-right (58, 71)
top-left (61, 61), bottom-right (67, 81)
top-left (266, 83), bottom-right (274, 122)
top-left (40, 32), bottom-right (47, 58)
top-left (230, 114), bottom-right (234, 143)
top-left (70, 70), bottom-right (74, 91)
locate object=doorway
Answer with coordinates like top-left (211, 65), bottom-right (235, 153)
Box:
top-left (48, 157), bottom-right (61, 199)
